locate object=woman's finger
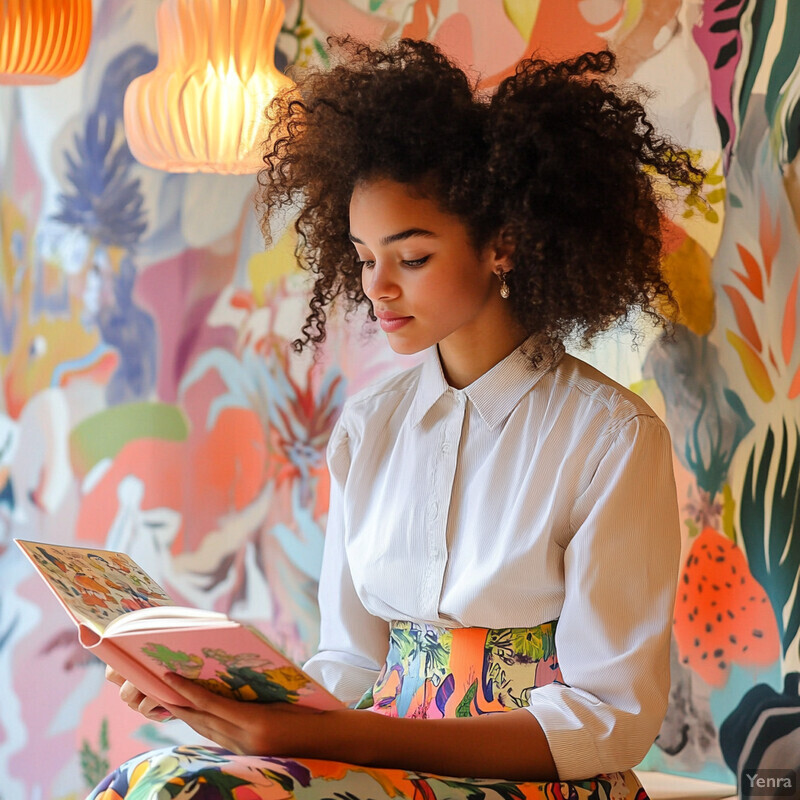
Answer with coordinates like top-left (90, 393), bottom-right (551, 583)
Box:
top-left (162, 673), bottom-right (238, 717)
top-left (105, 665), bottom-right (126, 687)
top-left (119, 680), bottom-right (145, 707)
top-left (137, 695), bottom-right (173, 722)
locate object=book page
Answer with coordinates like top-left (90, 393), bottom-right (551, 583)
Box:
top-left (16, 540), bottom-right (175, 634)
top-left (105, 605), bottom-right (232, 635)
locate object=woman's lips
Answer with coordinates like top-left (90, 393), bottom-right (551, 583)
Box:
top-left (378, 316), bottom-right (412, 332)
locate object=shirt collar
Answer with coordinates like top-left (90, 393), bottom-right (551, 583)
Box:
top-left (408, 335), bottom-right (565, 430)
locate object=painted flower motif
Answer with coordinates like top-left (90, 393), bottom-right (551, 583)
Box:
top-left (182, 346), bottom-right (345, 508)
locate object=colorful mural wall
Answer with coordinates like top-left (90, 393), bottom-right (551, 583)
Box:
top-left (0, 1), bottom-right (798, 798)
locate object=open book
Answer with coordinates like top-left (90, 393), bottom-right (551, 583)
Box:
top-left (16, 539), bottom-right (343, 710)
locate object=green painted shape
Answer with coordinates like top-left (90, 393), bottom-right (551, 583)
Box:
top-left (766, 2), bottom-right (800, 163)
top-left (738, 0), bottom-right (775, 130)
top-left (222, 665), bottom-right (300, 704)
top-left (455, 680), bottom-right (478, 717)
top-left (70, 402), bottom-right (189, 475)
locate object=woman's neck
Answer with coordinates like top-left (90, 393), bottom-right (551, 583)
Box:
top-left (437, 322), bottom-right (529, 389)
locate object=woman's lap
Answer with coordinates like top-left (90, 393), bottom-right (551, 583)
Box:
top-left (87, 744), bottom-right (649, 800)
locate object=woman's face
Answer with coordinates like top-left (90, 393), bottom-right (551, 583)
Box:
top-left (349, 178), bottom-right (505, 357)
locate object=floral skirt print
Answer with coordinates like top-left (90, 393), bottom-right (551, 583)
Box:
top-left (87, 622), bottom-right (650, 800)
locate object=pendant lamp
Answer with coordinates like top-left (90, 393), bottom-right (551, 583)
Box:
top-left (124, 0), bottom-right (293, 174)
top-left (0, 0), bottom-right (92, 85)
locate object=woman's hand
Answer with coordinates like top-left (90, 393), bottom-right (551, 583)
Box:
top-left (159, 672), bottom-right (326, 755)
top-left (104, 665), bottom-right (175, 722)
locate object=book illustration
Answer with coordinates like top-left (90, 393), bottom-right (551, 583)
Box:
top-left (141, 643), bottom-right (313, 704)
top-left (21, 541), bottom-right (173, 631)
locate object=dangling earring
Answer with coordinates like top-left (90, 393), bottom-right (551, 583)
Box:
top-left (497, 270), bottom-right (510, 299)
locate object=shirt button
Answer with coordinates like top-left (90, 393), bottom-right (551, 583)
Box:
top-left (427, 501), bottom-right (439, 520)
top-left (441, 442), bottom-right (450, 454)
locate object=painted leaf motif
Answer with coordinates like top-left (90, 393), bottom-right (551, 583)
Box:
top-left (503, 0), bottom-right (539, 40)
top-left (759, 193), bottom-right (781, 282)
top-left (764, 0), bottom-right (800, 165)
top-left (691, 0), bottom-right (747, 169)
top-left (455, 680), bottom-right (478, 717)
top-left (789, 364), bottom-right (800, 400)
top-left (782, 267), bottom-right (799, 366)
top-left (723, 284), bottom-right (762, 352)
top-left (739, 422), bottom-right (800, 654)
top-left (726, 330), bottom-right (775, 402)
top-left (734, 244), bottom-right (764, 300)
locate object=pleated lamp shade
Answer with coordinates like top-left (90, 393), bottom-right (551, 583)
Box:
top-left (124, 0), bottom-right (293, 174)
top-left (0, 0), bottom-right (92, 85)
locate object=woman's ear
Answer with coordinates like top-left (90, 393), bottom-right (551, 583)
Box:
top-left (492, 228), bottom-right (515, 274)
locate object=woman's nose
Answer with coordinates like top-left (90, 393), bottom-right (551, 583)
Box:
top-left (365, 262), bottom-right (399, 301)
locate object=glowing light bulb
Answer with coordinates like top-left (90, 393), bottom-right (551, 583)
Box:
top-left (123, 0), bottom-right (294, 174)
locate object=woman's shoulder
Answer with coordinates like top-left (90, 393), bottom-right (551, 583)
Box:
top-left (548, 352), bottom-right (664, 428)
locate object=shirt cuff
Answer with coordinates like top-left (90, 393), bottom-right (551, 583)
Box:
top-left (525, 690), bottom-right (606, 779)
top-left (303, 652), bottom-right (380, 708)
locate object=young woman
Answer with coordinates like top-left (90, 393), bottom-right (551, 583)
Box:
top-left (91, 38), bottom-right (703, 800)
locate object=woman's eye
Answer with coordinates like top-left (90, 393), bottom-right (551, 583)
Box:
top-left (402, 256), bottom-right (430, 268)
top-left (358, 259), bottom-right (375, 269)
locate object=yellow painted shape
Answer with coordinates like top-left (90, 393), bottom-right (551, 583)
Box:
top-left (502, 0), bottom-right (541, 41)
top-left (248, 226), bottom-right (300, 305)
top-left (681, 154), bottom-right (727, 256)
top-left (236, 684), bottom-right (258, 701)
top-left (1, 313), bottom-right (101, 416)
top-left (721, 483), bottom-right (736, 542)
top-left (659, 234), bottom-right (715, 336)
top-left (617, 0), bottom-right (644, 36)
top-left (726, 330), bottom-right (775, 402)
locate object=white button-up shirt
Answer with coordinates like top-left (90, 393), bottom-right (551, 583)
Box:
top-left (303, 337), bottom-right (681, 779)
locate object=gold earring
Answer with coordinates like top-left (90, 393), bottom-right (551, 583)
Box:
top-left (497, 271), bottom-right (510, 299)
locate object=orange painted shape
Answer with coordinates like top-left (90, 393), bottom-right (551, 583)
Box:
top-left (722, 285), bottom-right (762, 353)
top-left (402, 0), bottom-right (441, 39)
top-left (782, 268), bottom-right (799, 366)
top-left (58, 350), bottom-right (119, 388)
top-left (759, 192), bottom-right (780, 283)
top-left (734, 244), bottom-right (765, 301)
top-left (480, 0), bottom-right (614, 87)
top-left (789, 364), bottom-right (800, 400)
top-left (230, 289), bottom-right (255, 311)
top-left (76, 439), bottom-right (185, 546)
top-left (726, 330), bottom-right (775, 402)
top-left (674, 527), bottom-right (781, 687)
top-left (192, 406), bottom-right (266, 516)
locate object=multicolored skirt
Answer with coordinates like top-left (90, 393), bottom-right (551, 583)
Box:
top-left (87, 621), bottom-right (650, 800)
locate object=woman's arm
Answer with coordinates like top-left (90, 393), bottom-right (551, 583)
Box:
top-left (160, 671), bottom-right (559, 781)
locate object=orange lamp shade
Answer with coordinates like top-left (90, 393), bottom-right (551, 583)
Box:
top-left (124, 0), bottom-right (294, 174)
top-left (0, 0), bottom-right (92, 85)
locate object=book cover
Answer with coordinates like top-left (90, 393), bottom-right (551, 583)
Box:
top-left (16, 539), bottom-right (343, 711)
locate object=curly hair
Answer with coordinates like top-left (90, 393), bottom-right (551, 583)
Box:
top-left (256, 37), bottom-right (704, 356)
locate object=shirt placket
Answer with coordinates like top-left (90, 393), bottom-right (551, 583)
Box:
top-left (421, 388), bottom-right (467, 620)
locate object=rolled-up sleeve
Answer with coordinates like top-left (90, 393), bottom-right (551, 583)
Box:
top-left (302, 412), bottom-right (390, 706)
top-left (525, 414), bottom-right (681, 779)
